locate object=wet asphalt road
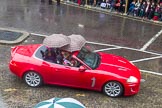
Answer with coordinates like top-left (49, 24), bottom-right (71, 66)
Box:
top-left (0, 0), bottom-right (162, 108)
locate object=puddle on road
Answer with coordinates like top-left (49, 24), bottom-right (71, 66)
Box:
top-left (0, 92), bottom-right (8, 108)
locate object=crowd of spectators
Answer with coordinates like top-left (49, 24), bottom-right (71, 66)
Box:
top-left (67, 0), bottom-right (162, 22)
top-left (126, 0), bottom-right (162, 21)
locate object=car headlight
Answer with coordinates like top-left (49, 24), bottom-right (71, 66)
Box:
top-left (127, 76), bottom-right (138, 83)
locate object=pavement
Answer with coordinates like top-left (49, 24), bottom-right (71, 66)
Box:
top-left (0, 0), bottom-right (161, 45)
top-left (0, 0), bottom-right (162, 108)
top-left (61, 1), bottom-right (162, 26)
top-left (0, 93), bottom-right (7, 108)
top-left (0, 28), bottom-right (29, 44)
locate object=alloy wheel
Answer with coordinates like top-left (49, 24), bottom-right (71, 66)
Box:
top-left (104, 81), bottom-right (123, 97)
top-left (24, 71), bottom-right (42, 87)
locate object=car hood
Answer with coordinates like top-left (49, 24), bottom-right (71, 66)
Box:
top-left (96, 52), bottom-right (140, 78)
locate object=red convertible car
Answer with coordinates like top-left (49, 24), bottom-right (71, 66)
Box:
top-left (9, 44), bottom-right (141, 97)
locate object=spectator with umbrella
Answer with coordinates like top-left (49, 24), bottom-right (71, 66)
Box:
top-left (35, 97), bottom-right (86, 108)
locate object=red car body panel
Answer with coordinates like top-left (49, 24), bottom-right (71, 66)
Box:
top-left (9, 44), bottom-right (141, 96)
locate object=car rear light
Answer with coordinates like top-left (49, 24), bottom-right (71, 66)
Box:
top-left (10, 46), bottom-right (17, 59)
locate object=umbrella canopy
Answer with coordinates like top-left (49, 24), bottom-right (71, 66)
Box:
top-left (43, 34), bottom-right (71, 48)
top-left (34, 97), bottom-right (86, 108)
top-left (61, 34), bottom-right (86, 52)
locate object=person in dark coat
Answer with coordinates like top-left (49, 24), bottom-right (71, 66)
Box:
top-left (43, 48), bottom-right (57, 63)
top-left (133, 0), bottom-right (141, 16)
top-left (55, 48), bottom-right (63, 64)
top-left (159, 2), bottom-right (162, 21)
top-left (147, 2), bottom-right (156, 20)
top-left (110, 0), bottom-right (117, 12)
top-left (41, 0), bottom-right (45, 3)
top-left (49, 0), bottom-right (53, 5)
top-left (144, 1), bottom-right (151, 18)
top-left (139, 1), bottom-right (147, 18)
top-left (118, 0), bottom-right (126, 14)
top-left (57, 0), bottom-right (61, 6)
top-left (81, 0), bottom-right (85, 6)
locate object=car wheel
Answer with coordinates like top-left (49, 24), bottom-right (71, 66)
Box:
top-left (23, 71), bottom-right (43, 87)
top-left (103, 81), bottom-right (123, 97)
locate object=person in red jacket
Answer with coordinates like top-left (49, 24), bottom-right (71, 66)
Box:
top-left (153, 4), bottom-right (160, 21)
top-left (78, 0), bottom-right (81, 6)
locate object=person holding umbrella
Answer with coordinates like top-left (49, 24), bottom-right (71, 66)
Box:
top-left (42, 48), bottom-right (57, 63)
top-left (61, 50), bottom-right (73, 66)
top-left (35, 97), bottom-right (86, 108)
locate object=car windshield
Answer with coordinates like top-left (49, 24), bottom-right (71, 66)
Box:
top-left (77, 47), bottom-right (100, 69)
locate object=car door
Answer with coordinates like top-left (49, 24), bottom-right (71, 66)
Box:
top-left (78, 68), bottom-right (101, 90)
top-left (50, 63), bottom-right (83, 88)
top-left (47, 58), bottom-right (102, 90)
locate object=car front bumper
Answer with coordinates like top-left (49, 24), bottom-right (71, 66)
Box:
top-left (124, 82), bottom-right (140, 96)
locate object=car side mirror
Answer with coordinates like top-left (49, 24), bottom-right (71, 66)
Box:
top-left (79, 66), bottom-right (86, 72)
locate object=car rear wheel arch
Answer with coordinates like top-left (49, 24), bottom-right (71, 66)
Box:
top-left (102, 80), bottom-right (124, 97)
top-left (23, 70), bottom-right (43, 87)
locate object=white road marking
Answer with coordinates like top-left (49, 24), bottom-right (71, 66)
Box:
top-left (140, 69), bottom-right (162, 76)
top-left (87, 41), bottom-right (162, 76)
top-left (30, 33), bottom-right (48, 37)
top-left (138, 50), bottom-right (162, 56)
top-left (29, 34), bottom-right (162, 56)
top-left (140, 29), bottom-right (162, 51)
top-left (87, 41), bottom-right (162, 56)
top-left (94, 47), bottom-right (122, 52)
top-left (78, 24), bottom-right (84, 28)
top-left (29, 33), bottom-right (162, 76)
top-left (131, 55), bottom-right (162, 63)
top-left (87, 41), bottom-right (122, 47)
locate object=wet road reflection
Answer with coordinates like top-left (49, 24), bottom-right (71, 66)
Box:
top-left (135, 59), bottom-right (162, 73)
top-left (0, 0), bottom-right (161, 52)
top-left (147, 34), bottom-right (162, 53)
top-left (1, 36), bottom-right (162, 108)
top-left (0, 0), bottom-right (162, 107)
top-left (104, 49), bottom-right (156, 61)
top-left (21, 35), bottom-right (162, 73)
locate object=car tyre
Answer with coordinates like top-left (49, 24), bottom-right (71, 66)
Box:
top-left (103, 81), bottom-right (123, 97)
top-left (23, 71), bottom-right (43, 87)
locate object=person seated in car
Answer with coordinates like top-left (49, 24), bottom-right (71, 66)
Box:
top-left (61, 50), bottom-right (73, 66)
top-left (60, 50), bottom-right (79, 67)
top-left (43, 48), bottom-right (56, 63)
top-left (55, 48), bottom-right (64, 64)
